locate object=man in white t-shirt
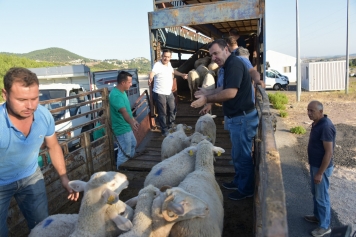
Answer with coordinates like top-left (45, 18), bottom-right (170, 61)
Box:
top-left (149, 49), bottom-right (188, 136)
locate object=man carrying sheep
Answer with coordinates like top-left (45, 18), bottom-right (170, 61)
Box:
top-left (0, 67), bottom-right (79, 236)
top-left (148, 49), bottom-right (188, 136)
top-left (191, 39), bottom-right (259, 201)
top-left (304, 100), bottom-right (335, 237)
top-left (109, 71), bottom-right (139, 169)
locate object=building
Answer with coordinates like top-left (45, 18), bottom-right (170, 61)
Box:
top-left (266, 50), bottom-right (297, 82)
top-left (301, 61), bottom-right (346, 91)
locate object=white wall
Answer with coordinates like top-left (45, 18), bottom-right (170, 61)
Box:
top-left (266, 50), bottom-right (297, 82)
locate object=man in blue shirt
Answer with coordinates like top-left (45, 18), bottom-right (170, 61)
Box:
top-left (304, 101), bottom-right (335, 237)
top-left (0, 67), bottom-right (79, 236)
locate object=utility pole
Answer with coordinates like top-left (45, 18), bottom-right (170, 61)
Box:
top-left (296, 0), bottom-right (301, 102)
top-left (345, 0), bottom-right (350, 94)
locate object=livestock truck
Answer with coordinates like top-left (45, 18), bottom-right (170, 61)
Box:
top-left (7, 1), bottom-right (288, 236)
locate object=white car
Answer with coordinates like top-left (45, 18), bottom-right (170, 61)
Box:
top-left (265, 70), bottom-right (289, 90)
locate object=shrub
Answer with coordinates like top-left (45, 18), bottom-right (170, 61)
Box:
top-left (273, 102), bottom-right (286, 110)
top-left (290, 126), bottom-right (306, 134)
top-left (280, 110), bottom-right (288, 118)
top-left (268, 92), bottom-right (288, 110)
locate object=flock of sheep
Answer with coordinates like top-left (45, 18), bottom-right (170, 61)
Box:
top-left (187, 56), bottom-right (219, 101)
top-left (29, 113), bottom-right (225, 237)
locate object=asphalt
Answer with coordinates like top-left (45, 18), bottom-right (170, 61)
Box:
top-left (275, 114), bottom-right (342, 237)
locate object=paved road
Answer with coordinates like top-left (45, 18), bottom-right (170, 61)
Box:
top-left (275, 114), bottom-right (341, 237)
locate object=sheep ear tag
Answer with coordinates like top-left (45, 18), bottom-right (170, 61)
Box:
top-left (189, 150), bottom-right (194, 156)
top-left (103, 189), bottom-right (119, 205)
top-left (217, 151), bottom-right (221, 157)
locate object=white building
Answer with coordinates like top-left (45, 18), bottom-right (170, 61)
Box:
top-left (266, 50), bottom-right (297, 82)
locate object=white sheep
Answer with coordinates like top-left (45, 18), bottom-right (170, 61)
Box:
top-left (161, 124), bottom-right (192, 160)
top-left (29, 201), bottom-right (133, 237)
top-left (195, 114), bottom-right (217, 145)
top-left (195, 64), bottom-right (209, 87)
top-left (170, 140), bottom-right (225, 237)
top-left (120, 185), bottom-right (209, 237)
top-left (208, 62), bottom-right (219, 74)
top-left (146, 132), bottom-right (210, 189)
top-left (194, 56), bottom-right (211, 69)
top-left (187, 69), bottom-right (200, 101)
top-left (202, 71), bottom-right (215, 90)
top-left (29, 171), bottom-right (133, 237)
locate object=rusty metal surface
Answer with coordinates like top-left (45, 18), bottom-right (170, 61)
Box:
top-left (254, 88), bottom-right (288, 237)
top-left (149, 1), bottom-right (260, 30)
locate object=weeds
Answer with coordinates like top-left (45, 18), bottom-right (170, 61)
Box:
top-left (268, 92), bottom-right (289, 110)
top-left (280, 110), bottom-right (288, 118)
top-left (290, 126), bottom-right (306, 134)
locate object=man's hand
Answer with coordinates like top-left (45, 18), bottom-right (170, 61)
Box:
top-left (199, 103), bottom-right (212, 115)
top-left (60, 175), bottom-right (79, 201)
top-left (314, 173), bottom-right (323, 184)
top-left (131, 120), bottom-right (139, 131)
top-left (194, 87), bottom-right (208, 97)
top-left (191, 94), bottom-right (207, 108)
top-left (182, 74), bottom-right (188, 80)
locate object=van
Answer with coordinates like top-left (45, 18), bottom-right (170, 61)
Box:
top-left (39, 83), bottom-right (93, 148)
top-left (265, 70), bottom-right (289, 90)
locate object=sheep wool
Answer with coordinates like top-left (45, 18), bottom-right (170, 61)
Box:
top-left (195, 114), bottom-right (217, 145)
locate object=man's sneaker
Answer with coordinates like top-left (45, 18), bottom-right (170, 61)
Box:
top-left (311, 227), bottom-right (331, 237)
top-left (222, 182), bottom-right (238, 190)
top-left (304, 215), bottom-right (319, 224)
top-left (228, 190), bottom-right (253, 201)
top-left (162, 131), bottom-right (169, 137)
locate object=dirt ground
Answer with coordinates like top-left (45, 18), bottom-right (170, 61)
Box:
top-left (274, 79), bottom-right (356, 168)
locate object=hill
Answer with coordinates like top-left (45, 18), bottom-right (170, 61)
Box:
top-left (0, 47), bottom-right (89, 63)
top-left (1, 47), bottom-right (152, 74)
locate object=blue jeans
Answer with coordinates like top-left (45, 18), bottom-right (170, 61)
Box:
top-left (226, 109), bottom-right (259, 196)
top-left (153, 92), bottom-right (176, 134)
top-left (116, 130), bottom-right (137, 169)
top-left (310, 165), bottom-right (333, 229)
top-left (0, 167), bottom-right (48, 236)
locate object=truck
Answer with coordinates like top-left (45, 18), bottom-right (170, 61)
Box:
top-left (7, 1), bottom-right (288, 236)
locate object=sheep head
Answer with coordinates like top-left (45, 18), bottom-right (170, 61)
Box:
top-left (160, 187), bottom-right (209, 222)
top-left (106, 200), bottom-right (133, 232)
top-left (188, 132), bottom-right (211, 146)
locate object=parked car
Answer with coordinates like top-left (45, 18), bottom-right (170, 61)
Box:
top-left (269, 69), bottom-right (289, 82)
top-left (265, 70), bottom-right (289, 90)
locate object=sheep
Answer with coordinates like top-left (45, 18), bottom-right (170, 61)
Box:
top-left (195, 113), bottom-right (217, 145)
top-left (29, 171), bottom-right (133, 237)
top-left (120, 185), bottom-right (209, 237)
top-left (194, 56), bottom-right (211, 69)
top-left (195, 64), bottom-right (209, 87)
top-left (161, 124), bottom-right (192, 160)
top-left (208, 62), bottom-right (219, 74)
top-left (202, 71), bottom-right (215, 90)
top-left (29, 201), bottom-right (133, 237)
top-left (187, 69), bottom-right (200, 101)
top-left (170, 140), bottom-right (225, 237)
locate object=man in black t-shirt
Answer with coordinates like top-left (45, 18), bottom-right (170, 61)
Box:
top-left (304, 100), bottom-right (335, 237)
top-left (191, 39), bottom-right (259, 201)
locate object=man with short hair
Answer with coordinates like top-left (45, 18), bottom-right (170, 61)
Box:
top-left (109, 71), bottom-right (139, 169)
top-left (192, 39), bottom-right (259, 200)
top-left (148, 49), bottom-right (188, 136)
top-left (229, 28), bottom-right (246, 48)
top-left (304, 100), bottom-right (335, 237)
top-left (0, 67), bottom-right (79, 236)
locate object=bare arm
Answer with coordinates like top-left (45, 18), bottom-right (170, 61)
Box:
top-left (148, 71), bottom-right (155, 86)
top-left (313, 141), bottom-right (333, 184)
top-left (195, 86), bottom-right (223, 97)
top-left (249, 68), bottom-right (265, 88)
top-left (119, 107), bottom-right (139, 131)
top-left (191, 88), bottom-right (237, 108)
top-left (174, 70), bottom-right (188, 80)
top-left (45, 135), bottom-right (79, 201)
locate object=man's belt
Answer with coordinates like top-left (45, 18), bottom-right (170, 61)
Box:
top-left (226, 108), bottom-right (255, 119)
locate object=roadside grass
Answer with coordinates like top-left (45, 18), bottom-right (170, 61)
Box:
top-left (290, 126), bottom-right (306, 134)
top-left (280, 110), bottom-right (288, 118)
top-left (268, 92), bottom-right (288, 110)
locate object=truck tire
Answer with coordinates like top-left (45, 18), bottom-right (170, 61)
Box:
top-left (273, 83), bottom-right (281, 90)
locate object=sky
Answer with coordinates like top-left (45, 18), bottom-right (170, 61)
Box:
top-left (0, 0), bottom-right (355, 60)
